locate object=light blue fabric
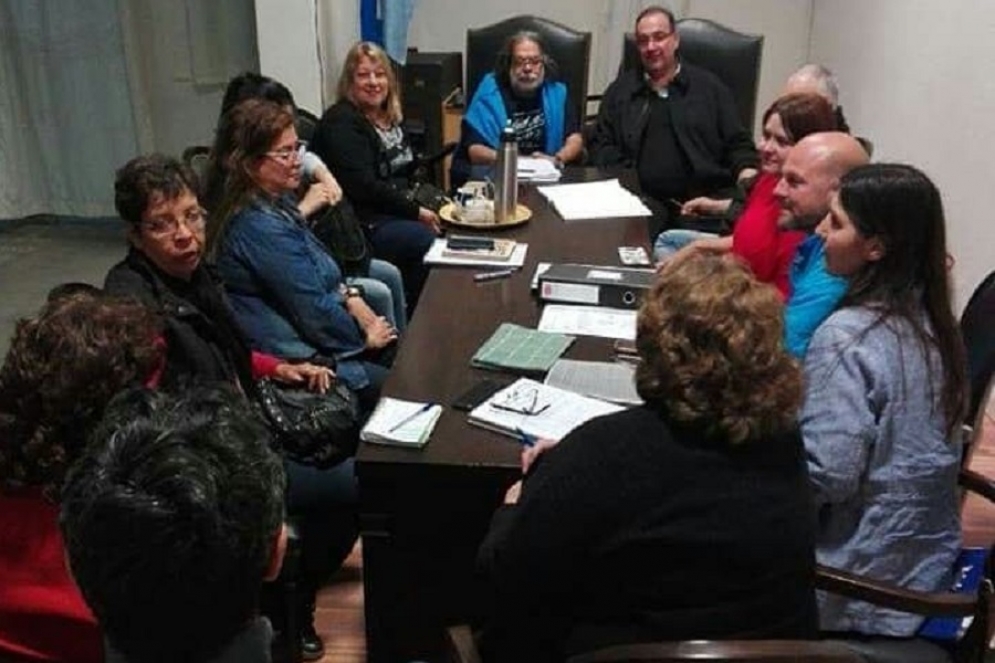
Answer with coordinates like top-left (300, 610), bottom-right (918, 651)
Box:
top-left (348, 258), bottom-right (407, 331)
top-left (360, 0), bottom-right (416, 64)
top-left (784, 235), bottom-right (848, 358)
top-left (215, 195), bottom-right (369, 390)
top-left (652, 229), bottom-right (718, 261)
top-left (801, 306), bottom-right (961, 636)
top-left (463, 73), bottom-right (566, 155)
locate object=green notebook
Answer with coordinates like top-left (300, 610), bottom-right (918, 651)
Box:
top-left (471, 323), bottom-right (574, 374)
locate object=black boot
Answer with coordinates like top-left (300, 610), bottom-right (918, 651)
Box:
top-left (300, 603), bottom-right (325, 661)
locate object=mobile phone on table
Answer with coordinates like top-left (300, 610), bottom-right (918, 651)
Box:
top-left (452, 379), bottom-right (505, 411)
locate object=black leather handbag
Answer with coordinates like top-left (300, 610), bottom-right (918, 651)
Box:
top-left (254, 378), bottom-right (360, 468)
top-left (406, 181), bottom-right (451, 213)
top-left (307, 198), bottom-right (372, 277)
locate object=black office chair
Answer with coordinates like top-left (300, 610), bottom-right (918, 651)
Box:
top-left (295, 108), bottom-right (320, 145)
top-left (465, 15), bottom-right (592, 131)
top-left (961, 270), bottom-right (995, 426)
top-left (445, 625), bottom-right (864, 663)
top-left (617, 18), bottom-right (764, 132)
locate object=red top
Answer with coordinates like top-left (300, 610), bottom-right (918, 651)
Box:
top-left (0, 489), bottom-right (102, 663)
top-left (731, 172), bottom-right (806, 300)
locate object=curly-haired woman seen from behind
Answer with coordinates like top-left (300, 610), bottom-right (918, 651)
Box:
top-left (477, 255), bottom-right (817, 663)
top-left (0, 290), bottom-right (161, 663)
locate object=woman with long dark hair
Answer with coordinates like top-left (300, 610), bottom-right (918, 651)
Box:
top-left (803, 163), bottom-right (968, 638)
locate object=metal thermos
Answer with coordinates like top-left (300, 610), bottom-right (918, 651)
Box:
top-left (494, 125), bottom-right (518, 223)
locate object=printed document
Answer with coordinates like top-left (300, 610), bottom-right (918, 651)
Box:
top-left (538, 304), bottom-right (637, 340)
top-left (469, 378), bottom-right (624, 441)
top-left (544, 359), bottom-right (642, 406)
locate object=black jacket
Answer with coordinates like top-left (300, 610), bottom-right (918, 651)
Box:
top-left (311, 99), bottom-right (420, 224)
top-left (588, 64), bottom-right (757, 194)
top-left (104, 249), bottom-right (255, 394)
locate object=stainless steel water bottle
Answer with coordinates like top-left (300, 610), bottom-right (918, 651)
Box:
top-left (494, 124), bottom-right (518, 223)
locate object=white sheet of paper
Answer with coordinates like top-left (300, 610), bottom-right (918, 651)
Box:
top-left (469, 378), bottom-right (624, 441)
top-left (518, 156), bottom-right (562, 182)
top-left (544, 359), bottom-right (642, 406)
top-left (537, 178), bottom-right (651, 220)
top-left (537, 304), bottom-right (637, 340)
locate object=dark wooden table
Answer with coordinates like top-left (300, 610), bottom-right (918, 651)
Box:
top-left (356, 169), bottom-right (650, 663)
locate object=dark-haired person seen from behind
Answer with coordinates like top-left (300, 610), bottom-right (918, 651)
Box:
top-left (60, 386), bottom-right (287, 663)
top-left (477, 255), bottom-right (817, 663)
top-left (311, 41), bottom-right (438, 312)
top-left (105, 154), bottom-right (357, 660)
top-left (451, 31), bottom-right (584, 188)
top-left (587, 6), bottom-right (758, 237)
top-left (0, 291), bottom-right (161, 663)
top-left (803, 164), bottom-right (967, 657)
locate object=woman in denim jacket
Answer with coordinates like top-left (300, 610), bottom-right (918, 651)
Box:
top-left (801, 164), bottom-right (968, 642)
top-left (206, 98), bottom-right (397, 408)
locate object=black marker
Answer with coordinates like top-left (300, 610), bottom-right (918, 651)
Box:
top-left (473, 269), bottom-right (516, 283)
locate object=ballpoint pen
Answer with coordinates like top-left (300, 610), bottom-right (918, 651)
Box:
top-left (515, 427), bottom-right (537, 448)
top-left (389, 403), bottom-right (436, 433)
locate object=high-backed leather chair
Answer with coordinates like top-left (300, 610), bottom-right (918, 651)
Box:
top-left (465, 15), bottom-right (591, 129)
top-left (961, 270), bottom-right (995, 425)
top-left (620, 18), bottom-right (764, 131)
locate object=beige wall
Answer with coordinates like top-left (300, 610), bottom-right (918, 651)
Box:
top-left (809, 0), bottom-right (995, 311)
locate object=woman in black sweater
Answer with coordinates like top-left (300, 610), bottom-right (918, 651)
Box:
top-left (312, 41), bottom-right (439, 312)
top-left (477, 255), bottom-right (817, 663)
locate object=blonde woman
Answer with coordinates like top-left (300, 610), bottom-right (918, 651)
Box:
top-left (312, 41), bottom-right (438, 311)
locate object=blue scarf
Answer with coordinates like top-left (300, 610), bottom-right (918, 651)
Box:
top-left (464, 73), bottom-right (567, 154)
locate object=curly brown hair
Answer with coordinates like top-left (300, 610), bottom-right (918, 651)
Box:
top-left (0, 291), bottom-right (162, 498)
top-left (636, 255), bottom-right (802, 444)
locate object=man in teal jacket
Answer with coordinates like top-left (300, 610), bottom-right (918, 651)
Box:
top-left (452, 31), bottom-right (584, 188)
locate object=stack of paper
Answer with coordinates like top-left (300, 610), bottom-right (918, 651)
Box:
top-left (360, 398), bottom-right (443, 448)
top-left (424, 238), bottom-right (528, 268)
top-left (518, 156), bottom-right (562, 182)
top-left (544, 359), bottom-right (642, 406)
top-left (468, 377), bottom-right (624, 441)
top-left (537, 178), bottom-right (652, 220)
top-left (472, 323), bottom-right (574, 373)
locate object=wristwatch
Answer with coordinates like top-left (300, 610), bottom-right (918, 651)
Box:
top-left (344, 285), bottom-right (364, 299)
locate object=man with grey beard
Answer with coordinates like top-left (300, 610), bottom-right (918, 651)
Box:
top-left (453, 31), bottom-right (584, 187)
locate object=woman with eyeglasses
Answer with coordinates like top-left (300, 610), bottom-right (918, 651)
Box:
top-left (105, 153), bottom-right (362, 660)
top-left (311, 41), bottom-right (438, 312)
top-left (476, 255), bottom-right (818, 662)
top-left (205, 98), bottom-right (397, 409)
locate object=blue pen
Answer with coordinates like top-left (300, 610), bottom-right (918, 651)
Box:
top-left (515, 427), bottom-right (537, 448)
top-left (389, 403), bottom-right (435, 433)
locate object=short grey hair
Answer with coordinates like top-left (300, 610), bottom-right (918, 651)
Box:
top-left (786, 64), bottom-right (840, 108)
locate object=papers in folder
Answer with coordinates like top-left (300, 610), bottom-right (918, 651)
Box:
top-left (537, 178), bottom-right (651, 220)
top-left (518, 156), bottom-right (562, 182)
top-left (468, 378), bottom-right (624, 442)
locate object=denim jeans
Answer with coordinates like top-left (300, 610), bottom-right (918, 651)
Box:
top-left (348, 258), bottom-right (408, 331)
top-left (652, 229), bottom-right (718, 261)
top-left (367, 218), bottom-right (436, 315)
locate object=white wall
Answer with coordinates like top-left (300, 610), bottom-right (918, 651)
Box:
top-left (809, 0), bottom-right (995, 311)
top-left (255, 0), bottom-right (323, 113)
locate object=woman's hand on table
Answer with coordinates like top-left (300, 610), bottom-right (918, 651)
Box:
top-left (272, 361), bottom-right (335, 394)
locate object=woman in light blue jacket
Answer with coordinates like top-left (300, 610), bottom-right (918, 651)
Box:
top-left (802, 163), bottom-right (968, 639)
